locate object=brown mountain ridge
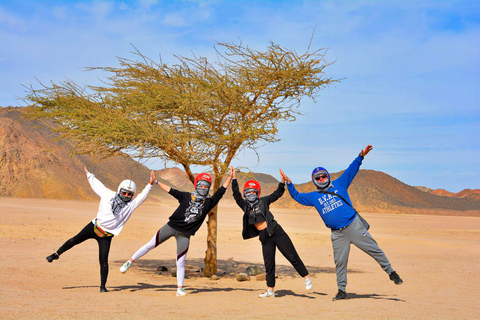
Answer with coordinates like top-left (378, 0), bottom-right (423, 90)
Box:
top-left (1, 106), bottom-right (478, 216)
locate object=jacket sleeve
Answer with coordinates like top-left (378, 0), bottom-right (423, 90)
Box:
top-left (232, 179), bottom-right (246, 209)
top-left (264, 182), bottom-right (285, 205)
top-left (335, 155), bottom-right (363, 189)
top-left (87, 173), bottom-right (110, 197)
top-left (209, 186), bottom-right (227, 208)
top-left (168, 188), bottom-right (184, 201)
top-left (129, 184), bottom-right (152, 210)
top-left (287, 182), bottom-right (315, 206)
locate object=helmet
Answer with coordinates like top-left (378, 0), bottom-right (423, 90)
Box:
top-left (243, 180), bottom-right (261, 197)
top-left (194, 173), bottom-right (212, 189)
top-left (117, 179), bottom-right (137, 194)
top-left (311, 167), bottom-right (330, 181)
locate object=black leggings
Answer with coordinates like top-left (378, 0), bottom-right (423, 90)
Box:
top-left (56, 222), bottom-right (113, 286)
top-left (259, 224), bottom-right (309, 288)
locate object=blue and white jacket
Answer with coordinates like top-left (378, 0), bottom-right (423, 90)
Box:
top-left (287, 155), bottom-right (363, 230)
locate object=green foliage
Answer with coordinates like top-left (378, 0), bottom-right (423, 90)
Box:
top-left (25, 40), bottom-right (339, 183)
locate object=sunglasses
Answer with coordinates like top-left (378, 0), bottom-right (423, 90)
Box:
top-left (121, 191), bottom-right (134, 196)
top-left (315, 175), bottom-right (327, 181)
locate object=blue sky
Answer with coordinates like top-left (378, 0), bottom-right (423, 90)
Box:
top-left (1, 0), bottom-right (479, 192)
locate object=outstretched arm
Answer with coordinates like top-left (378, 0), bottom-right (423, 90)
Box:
top-left (280, 168), bottom-right (315, 206)
top-left (264, 169), bottom-right (286, 204)
top-left (337, 146), bottom-right (372, 188)
top-left (222, 166), bottom-right (235, 188)
top-left (84, 165), bottom-right (109, 196)
top-left (130, 170), bottom-right (156, 209)
top-left (230, 166), bottom-right (246, 209)
top-left (154, 176), bottom-right (171, 193)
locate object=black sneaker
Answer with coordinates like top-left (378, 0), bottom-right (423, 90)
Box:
top-left (100, 286), bottom-right (109, 293)
top-left (46, 253), bottom-right (59, 263)
top-left (332, 289), bottom-right (347, 301)
top-left (389, 271), bottom-right (403, 285)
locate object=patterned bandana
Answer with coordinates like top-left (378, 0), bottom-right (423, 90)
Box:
top-left (192, 190), bottom-right (207, 202)
top-left (244, 188), bottom-right (259, 203)
top-left (196, 180), bottom-right (211, 197)
top-left (111, 193), bottom-right (129, 216)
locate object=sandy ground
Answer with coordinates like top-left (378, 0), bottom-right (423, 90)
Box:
top-left (0, 197), bottom-right (479, 320)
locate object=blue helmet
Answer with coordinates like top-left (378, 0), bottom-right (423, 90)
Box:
top-left (311, 167), bottom-right (330, 181)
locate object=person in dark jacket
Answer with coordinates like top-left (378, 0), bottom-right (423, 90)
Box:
top-left (119, 170), bottom-right (233, 297)
top-left (231, 166), bottom-right (312, 298)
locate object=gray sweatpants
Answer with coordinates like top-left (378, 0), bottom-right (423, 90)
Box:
top-left (331, 215), bottom-right (394, 291)
top-left (131, 223), bottom-right (190, 287)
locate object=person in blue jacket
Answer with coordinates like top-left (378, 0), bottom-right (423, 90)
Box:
top-left (280, 145), bottom-right (403, 301)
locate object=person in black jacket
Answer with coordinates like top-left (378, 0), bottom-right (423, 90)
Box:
top-left (231, 166), bottom-right (312, 298)
top-left (119, 170), bottom-right (233, 297)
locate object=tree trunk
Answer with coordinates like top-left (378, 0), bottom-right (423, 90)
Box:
top-left (203, 177), bottom-right (221, 277)
top-left (203, 206), bottom-right (218, 277)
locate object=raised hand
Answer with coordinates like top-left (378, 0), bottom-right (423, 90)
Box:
top-left (149, 170), bottom-right (156, 185)
top-left (360, 145), bottom-right (373, 157)
top-left (279, 168), bottom-right (291, 184)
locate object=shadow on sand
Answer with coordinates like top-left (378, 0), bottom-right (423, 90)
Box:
top-left (111, 257), bottom-right (342, 278)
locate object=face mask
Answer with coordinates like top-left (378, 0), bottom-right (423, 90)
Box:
top-left (196, 180), bottom-right (211, 196)
top-left (118, 189), bottom-right (134, 202)
top-left (314, 179), bottom-right (330, 189)
top-left (245, 193), bottom-right (258, 202)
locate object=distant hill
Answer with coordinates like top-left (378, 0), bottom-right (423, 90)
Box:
top-left (1, 106), bottom-right (479, 216)
top-left (429, 189), bottom-right (480, 202)
top-left (0, 107), bottom-right (167, 201)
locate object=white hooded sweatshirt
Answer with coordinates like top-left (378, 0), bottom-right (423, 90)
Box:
top-left (87, 172), bottom-right (152, 236)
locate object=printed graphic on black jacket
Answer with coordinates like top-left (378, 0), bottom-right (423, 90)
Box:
top-left (184, 200), bottom-right (205, 223)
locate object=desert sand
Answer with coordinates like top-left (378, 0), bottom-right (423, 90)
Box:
top-left (1, 197), bottom-right (479, 319)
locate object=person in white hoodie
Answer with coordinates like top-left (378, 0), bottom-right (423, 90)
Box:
top-left (46, 166), bottom-right (155, 292)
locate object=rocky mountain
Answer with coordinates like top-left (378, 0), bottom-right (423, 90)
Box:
top-left (1, 106), bottom-right (479, 216)
top-left (0, 107), bottom-right (168, 201)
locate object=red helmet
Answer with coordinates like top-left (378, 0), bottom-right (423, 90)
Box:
top-left (194, 173), bottom-right (212, 188)
top-left (243, 180), bottom-right (261, 196)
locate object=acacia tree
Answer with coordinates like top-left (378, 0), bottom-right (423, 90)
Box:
top-left (26, 40), bottom-right (339, 276)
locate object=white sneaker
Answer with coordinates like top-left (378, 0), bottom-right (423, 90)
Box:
top-left (120, 260), bottom-right (132, 273)
top-left (176, 287), bottom-right (187, 297)
top-left (305, 277), bottom-right (313, 290)
top-left (259, 289), bottom-right (275, 298)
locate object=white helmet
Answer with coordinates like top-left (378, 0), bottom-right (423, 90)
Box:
top-left (117, 180), bottom-right (137, 194)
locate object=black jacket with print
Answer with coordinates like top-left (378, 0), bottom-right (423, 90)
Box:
top-left (167, 186), bottom-right (226, 236)
top-left (231, 179), bottom-right (284, 240)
